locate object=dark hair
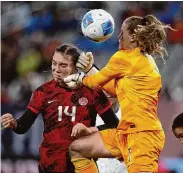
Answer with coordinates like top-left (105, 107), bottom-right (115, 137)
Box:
top-left (55, 44), bottom-right (81, 65)
top-left (125, 15), bottom-right (174, 60)
top-left (172, 113), bottom-right (183, 131)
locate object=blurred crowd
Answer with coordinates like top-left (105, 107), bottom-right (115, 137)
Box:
top-left (1, 1), bottom-right (183, 106)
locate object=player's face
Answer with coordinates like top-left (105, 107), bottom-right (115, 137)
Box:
top-left (118, 22), bottom-right (136, 50)
top-left (52, 52), bottom-right (77, 86)
top-left (173, 127), bottom-right (183, 144)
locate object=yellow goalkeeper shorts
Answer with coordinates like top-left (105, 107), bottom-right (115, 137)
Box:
top-left (100, 129), bottom-right (165, 172)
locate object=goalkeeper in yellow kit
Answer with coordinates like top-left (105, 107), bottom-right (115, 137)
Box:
top-left (64, 15), bottom-right (173, 173)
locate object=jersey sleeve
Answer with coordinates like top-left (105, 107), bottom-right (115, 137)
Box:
top-left (83, 51), bottom-right (131, 89)
top-left (27, 86), bottom-right (45, 114)
top-left (93, 89), bottom-right (112, 116)
top-left (100, 79), bottom-right (116, 97)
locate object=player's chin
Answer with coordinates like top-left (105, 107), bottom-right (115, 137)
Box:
top-left (55, 78), bottom-right (67, 86)
top-left (54, 76), bottom-right (62, 82)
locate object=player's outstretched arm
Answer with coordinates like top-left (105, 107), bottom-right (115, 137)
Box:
top-left (66, 51), bottom-right (131, 92)
top-left (1, 109), bottom-right (38, 134)
top-left (66, 51), bottom-right (118, 97)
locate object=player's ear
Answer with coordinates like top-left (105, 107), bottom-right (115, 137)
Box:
top-left (130, 34), bottom-right (136, 43)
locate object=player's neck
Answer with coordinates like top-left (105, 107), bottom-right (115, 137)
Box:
top-left (127, 43), bottom-right (137, 50)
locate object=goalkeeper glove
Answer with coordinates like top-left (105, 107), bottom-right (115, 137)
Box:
top-left (64, 71), bottom-right (85, 90)
top-left (76, 52), bottom-right (94, 73)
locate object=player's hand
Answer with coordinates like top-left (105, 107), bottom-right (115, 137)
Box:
top-left (76, 52), bottom-right (94, 73)
top-left (64, 71), bottom-right (85, 90)
top-left (0, 113), bottom-right (17, 130)
top-left (71, 123), bottom-right (92, 138)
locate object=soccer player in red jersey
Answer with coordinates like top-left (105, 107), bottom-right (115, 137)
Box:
top-left (0, 44), bottom-right (119, 173)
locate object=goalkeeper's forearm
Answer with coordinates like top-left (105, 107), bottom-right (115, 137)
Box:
top-left (86, 65), bottom-right (119, 113)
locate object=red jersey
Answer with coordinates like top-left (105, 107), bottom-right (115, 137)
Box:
top-left (27, 79), bottom-right (111, 172)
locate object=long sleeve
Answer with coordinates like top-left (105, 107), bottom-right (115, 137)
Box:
top-left (97, 108), bottom-right (119, 131)
top-left (83, 51), bottom-right (131, 91)
top-left (86, 64), bottom-right (116, 97)
top-left (13, 86), bottom-right (45, 134)
top-left (101, 79), bottom-right (116, 97)
top-left (13, 109), bottom-right (38, 134)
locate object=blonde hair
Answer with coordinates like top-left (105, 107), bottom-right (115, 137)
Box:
top-left (125, 15), bottom-right (175, 62)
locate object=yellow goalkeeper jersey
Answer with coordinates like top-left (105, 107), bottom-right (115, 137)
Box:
top-left (83, 47), bottom-right (163, 134)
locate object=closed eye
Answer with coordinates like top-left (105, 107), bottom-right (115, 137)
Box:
top-left (59, 63), bottom-right (68, 67)
top-left (52, 60), bottom-right (57, 66)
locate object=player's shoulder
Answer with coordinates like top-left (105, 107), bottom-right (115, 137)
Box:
top-left (109, 50), bottom-right (132, 67)
top-left (111, 50), bottom-right (131, 61)
top-left (113, 48), bottom-right (145, 64)
top-left (35, 79), bottom-right (55, 92)
top-left (112, 50), bottom-right (126, 58)
top-left (114, 48), bottom-right (141, 57)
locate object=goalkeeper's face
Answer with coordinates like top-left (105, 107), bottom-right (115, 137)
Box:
top-left (52, 52), bottom-right (77, 87)
top-left (118, 22), bottom-right (137, 50)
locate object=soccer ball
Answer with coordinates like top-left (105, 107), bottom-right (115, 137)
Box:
top-left (81, 9), bottom-right (115, 42)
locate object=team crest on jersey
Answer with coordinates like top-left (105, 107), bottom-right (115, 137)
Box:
top-left (78, 97), bottom-right (88, 106)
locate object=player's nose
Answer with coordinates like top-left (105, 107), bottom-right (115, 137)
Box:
top-left (118, 32), bottom-right (122, 39)
top-left (55, 64), bottom-right (61, 73)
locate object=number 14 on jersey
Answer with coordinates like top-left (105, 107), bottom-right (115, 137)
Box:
top-left (58, 106), bottom-right (76, 122)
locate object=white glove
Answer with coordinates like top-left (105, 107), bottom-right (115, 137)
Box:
top-left (76, 52), bottom-right (94, 73)
top-left (64, 71), bottom-right (85, 90)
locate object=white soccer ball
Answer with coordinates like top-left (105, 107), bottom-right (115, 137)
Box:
top-left (81, 9), bottom-right (115, 42)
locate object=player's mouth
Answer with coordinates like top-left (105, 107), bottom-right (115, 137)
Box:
top-left (54, 74), bottom-right (62, 80)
